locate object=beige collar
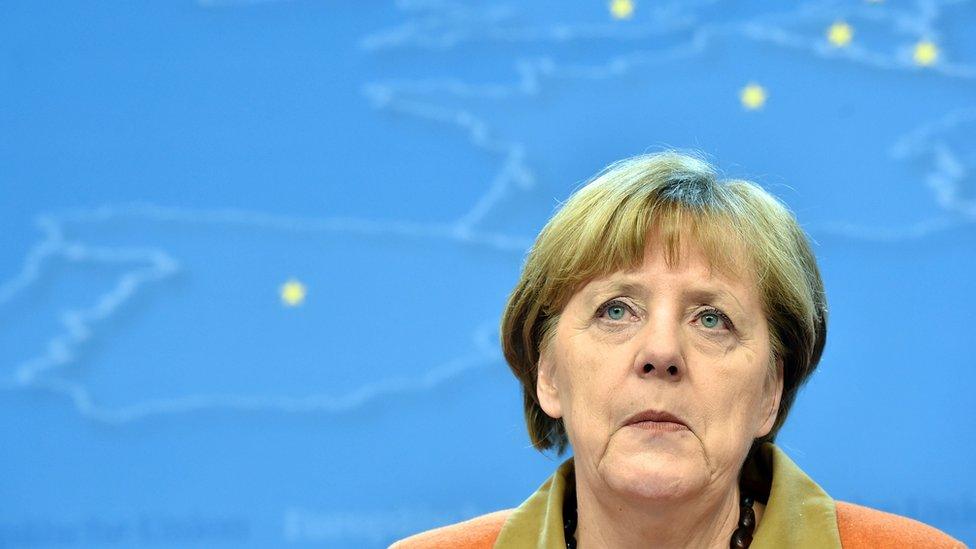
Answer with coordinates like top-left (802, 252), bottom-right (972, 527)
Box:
top-left (494, 443), bottom-right (842, 548)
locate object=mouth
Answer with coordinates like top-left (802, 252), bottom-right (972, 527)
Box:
top-left (623, 409), bottom-right (689, 431)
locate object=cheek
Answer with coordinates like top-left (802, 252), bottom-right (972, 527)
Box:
top-left (555, 342), bottom-right (618, 443)
top-left (699, 366), bottom-right (771, 447)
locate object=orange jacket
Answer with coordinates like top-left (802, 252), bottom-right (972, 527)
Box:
top-left (390, 503), bottom-right (965, 548)
top-left (391, 444), bottom-right (965, 548)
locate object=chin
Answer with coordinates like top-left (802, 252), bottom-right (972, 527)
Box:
top-left (597, 442), bottom-right (709, 502)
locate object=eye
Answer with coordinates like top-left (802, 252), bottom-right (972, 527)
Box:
top-left (597, 299), bottom-right (636, 322)
top-left (607, 304), bottom-right (627, 320)
top-left (696, 308), bottom-right (734, 332)
top-left (701, 312), bottom-right (721, 328)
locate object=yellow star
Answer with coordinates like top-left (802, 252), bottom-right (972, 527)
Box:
top-left (609, 0), bottom-right (634, 20)
top-left (740, 83), bottom-right (767, 110)
top-left (913, 40), bottom-right (939, 66)
top-left (280, 278), bottom-right (307, 307)
top-left (827, 21), bottom-right (853, 47)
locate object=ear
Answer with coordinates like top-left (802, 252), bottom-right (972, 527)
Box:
top-left (536, 348), bottom-right (563, 420)
top-left (756, 356), bottom-right (784, 439)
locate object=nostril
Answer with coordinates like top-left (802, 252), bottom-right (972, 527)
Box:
top-left (667, 365), bottom-right (678, 376)
top-left (643, 363), bottom-right (654, 374)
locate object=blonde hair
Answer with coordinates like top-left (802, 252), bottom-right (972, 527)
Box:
top-left (500, 150), bottom-right (827, 455)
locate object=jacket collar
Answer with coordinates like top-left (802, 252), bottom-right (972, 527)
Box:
top-left (494, 443), bottom-right (842, 548)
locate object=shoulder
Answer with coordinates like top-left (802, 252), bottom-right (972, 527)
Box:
top-left (835, 500), bottom-right (965, 548)
top-left (389, 509), bottom-right (514, 549)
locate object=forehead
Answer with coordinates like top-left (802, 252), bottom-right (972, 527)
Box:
top-left (643, 228), bottom-right (751, 280)
top-left (643, 218), bottom-right (756, 281)
top-left (577, 230), bottom-right (762, 308)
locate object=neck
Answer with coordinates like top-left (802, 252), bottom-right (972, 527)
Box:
top-left (572, 474), bottom-right (753, 549)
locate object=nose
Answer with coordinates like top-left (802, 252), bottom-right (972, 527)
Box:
top-left (640, 362), bottom-right (681, 379)
top-left (633, 318), bottom-right (684, 382)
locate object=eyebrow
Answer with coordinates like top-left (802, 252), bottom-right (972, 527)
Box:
top-left (683, 287), bottom-right (747, 315)
top-left (587, 279), bottom-right (748, 315)
top-left (587, 280), bottom-right (648, 301)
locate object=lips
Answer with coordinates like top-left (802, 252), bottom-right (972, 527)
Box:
top-left (624, 409), bottom-right (689, 429)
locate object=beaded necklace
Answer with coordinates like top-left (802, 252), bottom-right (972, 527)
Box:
top-left (561, 480), bottom-right (757, 549)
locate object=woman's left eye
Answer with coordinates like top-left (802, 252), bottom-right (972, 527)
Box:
top-left (697, 309), bottom-right (733, 331)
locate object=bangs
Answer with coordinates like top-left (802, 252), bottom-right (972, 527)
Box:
top-left (543, 194), bottom-right (754, 312)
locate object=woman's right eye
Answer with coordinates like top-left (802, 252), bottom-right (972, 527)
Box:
top-left (599, 300), bottom-right (634, 322)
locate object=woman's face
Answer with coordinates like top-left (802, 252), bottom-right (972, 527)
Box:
top-left (537, 233), bottom-right (783, 502)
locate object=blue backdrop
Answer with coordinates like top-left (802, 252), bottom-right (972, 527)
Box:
top-left (2, 0), bottom-right (974, 547)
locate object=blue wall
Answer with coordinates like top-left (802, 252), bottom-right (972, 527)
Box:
top-left (2, 1), bottom-right (974, 547)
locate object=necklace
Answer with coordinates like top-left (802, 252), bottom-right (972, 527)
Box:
top-left (561, 483), bottom-right (757, 549)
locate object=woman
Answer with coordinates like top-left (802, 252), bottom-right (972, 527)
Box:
top-left (392, 151), bottom-right (964, 548)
